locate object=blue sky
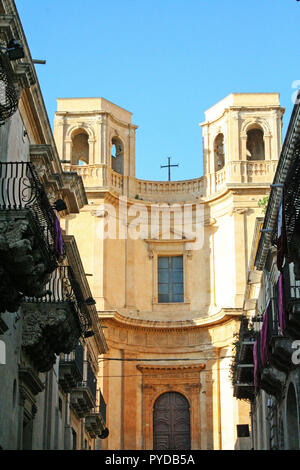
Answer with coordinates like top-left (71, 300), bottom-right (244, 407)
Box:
top-left (15, 0), bottom-right (300, 181)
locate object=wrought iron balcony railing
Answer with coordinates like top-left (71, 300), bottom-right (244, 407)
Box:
top-left (253, 298), bottom-right (281, 338)
top-left (0, 52), bottom-right (19, 124)
top-left (85, 360), bottom-right (97, 403)
top-left (59, 342), bottom-right (84, 392)
top-left (0, 161), bottom-right (64, 269)
top-left (85, 390), bottom-right (107, 439)
top-left (25, 265), bottom-right (91, 335)
top-left (99, 390), bottom-right (106, 424)
top-left (69, 360), bottom-right (97, 418)
top-left (281, 261), bottom-right (300, 308)
top-left (61, 341), bottom-right (84, 376)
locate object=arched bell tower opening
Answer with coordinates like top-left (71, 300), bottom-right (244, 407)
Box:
top-left (71, 129), bottom-right (89, 165)
top-left (214, 133), bottom-right (225, 171)
top-left (111, 136), bottom-right (124, 175)
top-left (246, 126), bottom-right (265, 161)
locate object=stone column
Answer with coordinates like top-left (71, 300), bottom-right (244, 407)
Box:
top-left (123, 351), bottom-right (138, 449)
top-left (55, 118), bottom-right (65, 159)
top-left (189, 383), bottom-right (202, 449)
top-left (230, 111), bottom-right (240, 161)
top-left (264, 135), bottom-right (272, 160)
top-left (88, 138), bottom-right (95, 165)
top-left (92, 210), bottom-right (105, 310)
top-left (125, 236), bottom-right (136, 309)
top-left (219, 347), bottom-right (235, 449)
top-left (65, 139), bottom-right (72, 163)
top-left (209, 222), bottom-right (218, 308)
top-left (211, 353), bottom-right (221, 450)
top-left (232, 208), bottom-right (248, 308)
top-left (200, 367), bottom-right (207, 449)
top-left (241, 134), bottom-right (248, 161)
top-left (100, 114), bottom-right (108, 165)
top-left (95, 115), bottom-right (103, 164)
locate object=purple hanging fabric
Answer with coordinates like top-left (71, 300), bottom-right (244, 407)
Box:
top-left (253, 340), bottom-right (259, 389)
top-left (53, 212), bottom-right (63, 258)
top-left (278, 273), bottom-right (286, 334)
top-left (260, 304), bottom-right (270, 367)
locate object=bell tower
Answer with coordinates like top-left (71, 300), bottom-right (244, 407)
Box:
top-left (54, 97), bottom-right (138, 196)
top-left (200, 93), bottom-right (285, 196)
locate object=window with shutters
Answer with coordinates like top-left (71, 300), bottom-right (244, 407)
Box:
top-left (158, 256), bottom-right (184, 303)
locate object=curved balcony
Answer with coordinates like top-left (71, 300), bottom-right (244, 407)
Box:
top-left (0, 161), bottom-right (64, 313)
top-left (70, 361), bottom-right (97, 418)
top-left (61, 164), bottom-right (123, 195)
top-left (85, 390), bottom-right (107, 439)
top-left (232, 318), bottom-right (255, 400)
top-left (22, 266), bottom-right (91, 372)
top-left (59, 342), bottom-right (84, 393)
top-left (214, 160), bottom-right (277, 193)
top-left (135, 177), bottom-right (204, 202)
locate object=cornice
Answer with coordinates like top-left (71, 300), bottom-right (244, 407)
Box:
top-left (63, 235), bottom-right (108, 354)
top-left (56, 110), bottom-right (138, 131)
top-left (136, 363), bottom-right (205, 372)
top-left (200, 105), bottom-right (283, 128)
top-left (98, 308), bottom-right (241, 332)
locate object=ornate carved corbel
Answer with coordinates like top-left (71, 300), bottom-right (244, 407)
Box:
top-left (22, 304), bottom-right (81, 372)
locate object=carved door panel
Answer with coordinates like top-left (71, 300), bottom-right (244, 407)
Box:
top-left (153, 392), bottom-right (191, 450)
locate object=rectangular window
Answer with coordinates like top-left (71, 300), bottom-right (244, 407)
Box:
top-left (158, 256), bottom-right (184, 303)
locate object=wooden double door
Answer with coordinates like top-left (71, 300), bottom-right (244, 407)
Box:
top-left (153, 392), bottom-right (191, 450)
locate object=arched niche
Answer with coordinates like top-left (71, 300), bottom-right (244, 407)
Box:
top-left (71, 128), bottom-right (89, 165)
top-left (246, 126), bottom-right (265, 161)
top-left (214, 133), bottom-right (225, 171)
top-left (111, 136), bottom-right (124, 175)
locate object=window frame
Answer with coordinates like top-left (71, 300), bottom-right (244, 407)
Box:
top-left (145, 239), bottom-right (193, 306)
top-left (157, 255), bottom-right (184, 303)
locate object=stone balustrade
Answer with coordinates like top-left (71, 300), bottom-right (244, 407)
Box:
top-left (214, 160), bottom-right (278, 193)
top-left (135, 177), bottom-right (204, 202)
top-left (61, 164), bottom-right (124, 194)
top-left (62, 159), bottom-right (277, 202)
top-left (215, 167), bottom-right (226, 193)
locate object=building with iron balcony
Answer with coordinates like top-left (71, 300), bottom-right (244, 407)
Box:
top-left (233, 92), bottom-right (300, 450)
top-left (0, 0), bottom-right (107, 450)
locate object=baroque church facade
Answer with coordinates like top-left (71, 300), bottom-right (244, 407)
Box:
top-left (55, 93), bottom-right (284, 450)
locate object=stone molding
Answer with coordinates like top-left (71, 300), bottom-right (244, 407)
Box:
top-left (18, 366), bottom-right (44, 423)
top-left (137, 363), bottom-right (205, 449)
top-left (99, 308), bottom-right (241, 332)
top-left (19, 366), bottom-right (44, 397)
top-left (137, 364), bottom-right (205, 372)
top-left (30, 144), bottom-right (88, 214)
top-left (70, 387), bottom-right (95, 418)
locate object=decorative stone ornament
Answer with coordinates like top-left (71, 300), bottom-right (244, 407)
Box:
top-left (0, 214), bottom-right (52, 313)
top-left (0, 161), bottom-right (66, 313)
top-left (22, 303), bottom-right (81, 372)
